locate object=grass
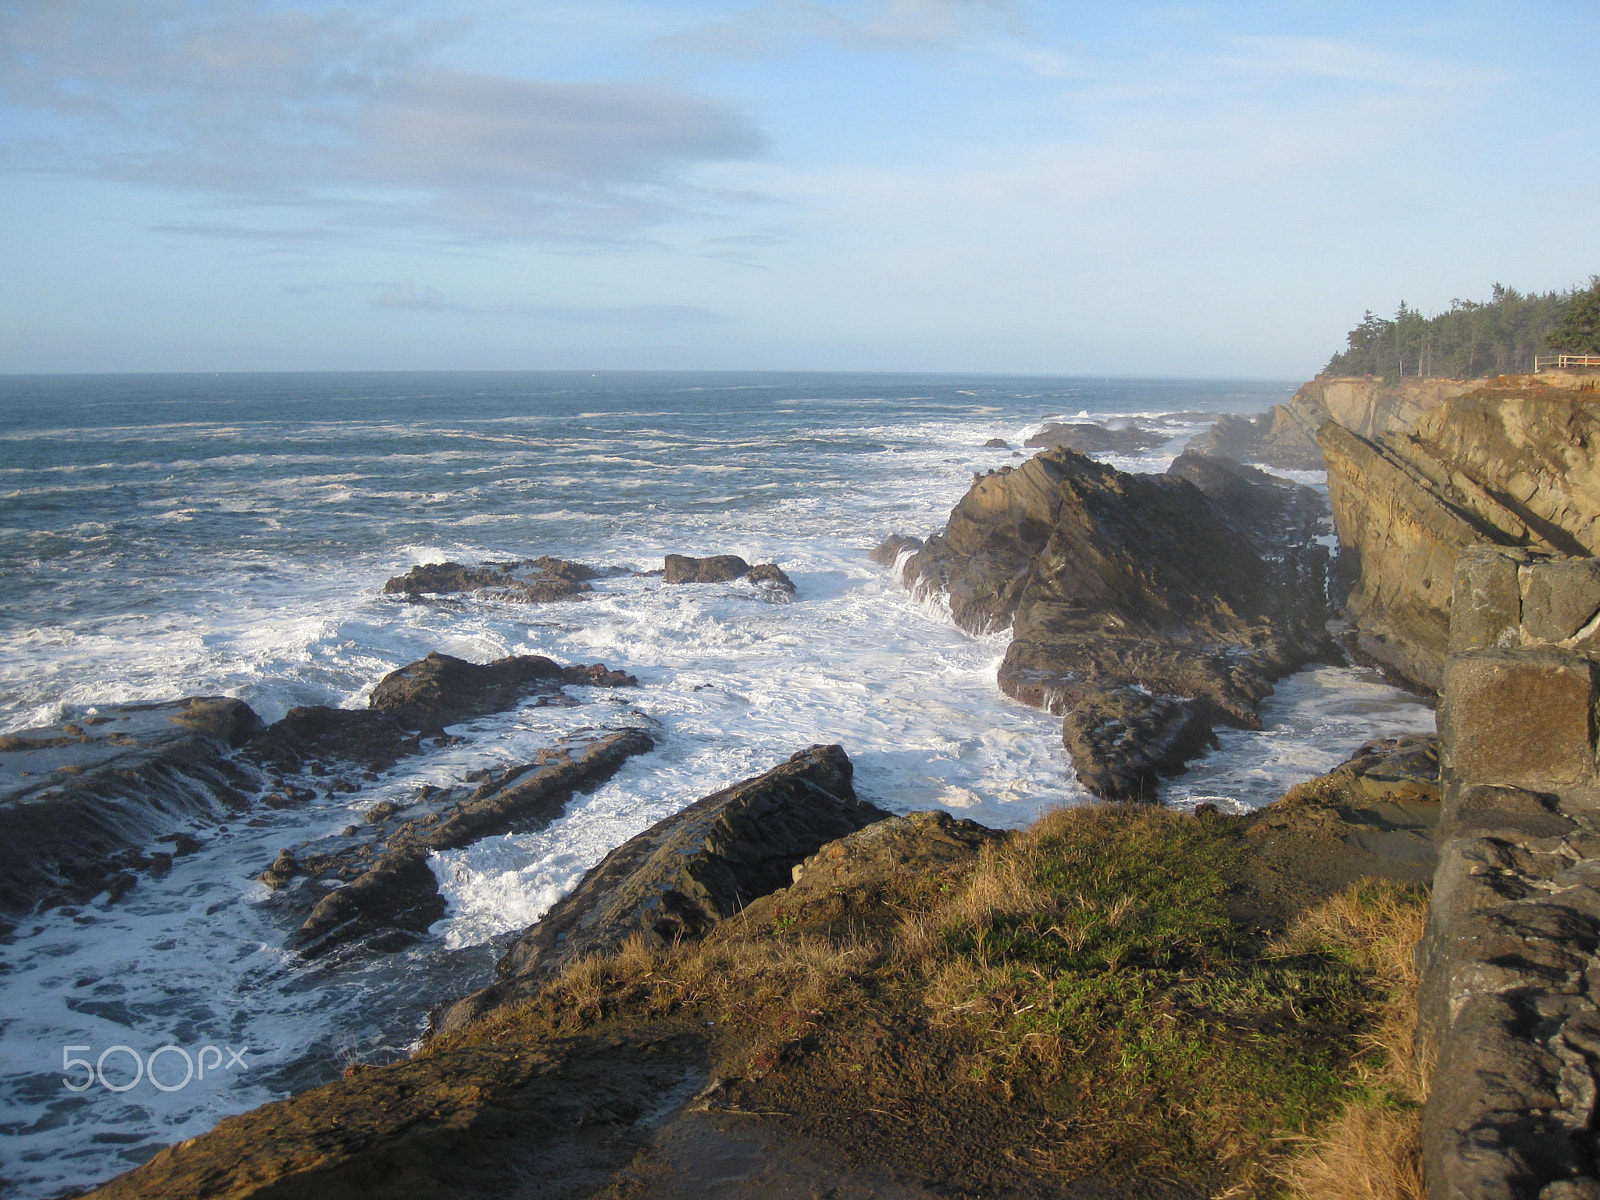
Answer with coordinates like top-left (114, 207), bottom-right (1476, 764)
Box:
top-left (429, 802), bottom-right (1430, 1198)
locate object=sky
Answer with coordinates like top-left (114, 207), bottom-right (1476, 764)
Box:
top-left (1, 0), bottom-right (1597, 377)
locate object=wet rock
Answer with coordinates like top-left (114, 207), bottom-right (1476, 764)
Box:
top-left (746, 563), bottom-right (796, 591)
top-left (366, 651), bottom-right (633, 734)
top-left (894, 446), bottom-right (1332, 797)
top-left (260, 850), bottom-right (299, 890)
top-left (435, 744), bottom-right (887, 1033)
top-left (1023, 421), bottom-right (1166, 454)
top-left (664, 554), bottom-right (796, 593)
top-left (664, 553), bottom-right (751, 583)
top-left (869, 533), bottom-right (922, 568)
top-left (1061, 686), bottom-right (1219, 800)
top-left (289, 727), bottom-right (656, 959)
top-left (383, 555), bottom-right (609, 603)
top-left (245, 706), bottom-right (421, 776)
top-left (983, 437), bottom-right (1010, 448)
top-left (0, 700), bottom-right (262, 914)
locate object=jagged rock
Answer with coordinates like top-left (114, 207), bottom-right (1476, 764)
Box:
top-left (869, 533), bottom-right (922, 568)
top-left (894, 447), bottom-right (1331, 797)
top-left (434, 744), bottom-right (888, 1032)
top-left (1023, 421), bottom-right (1166, 454)
top-left (0, 699), bottom-right (263, 913)
top-left (983, 437), bottom-right (1010, 449)
top-left (1322, 374), bottom-right (1600, 690)
top-left (383, 555), bottom-right (607, 603)
top-left (1188, 375), bottom-right (1472, 469)
top-left (663, 554), bottom-right (795, 592)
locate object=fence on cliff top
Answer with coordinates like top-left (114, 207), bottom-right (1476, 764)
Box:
top-left (1533, 353), bottom-right (1600, 371)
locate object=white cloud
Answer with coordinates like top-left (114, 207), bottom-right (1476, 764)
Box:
top-left (0, 0), bottom-right (766, 244)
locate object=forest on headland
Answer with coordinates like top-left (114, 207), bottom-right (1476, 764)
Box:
top-left (1324, 275), bottom-right (1600, 377)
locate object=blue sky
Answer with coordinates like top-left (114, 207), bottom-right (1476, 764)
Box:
top-left (2, 0), bottom-right (1597, 376)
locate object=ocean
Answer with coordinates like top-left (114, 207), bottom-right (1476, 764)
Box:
top-left (0, 372), bottom-right (1435, 1197)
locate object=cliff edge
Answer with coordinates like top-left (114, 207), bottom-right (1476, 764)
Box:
top-left (1322, 372), bottom-right (1600, 690)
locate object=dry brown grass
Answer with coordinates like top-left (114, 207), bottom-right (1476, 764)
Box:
top-left (1271, 880), bottom-right (1429, 1200)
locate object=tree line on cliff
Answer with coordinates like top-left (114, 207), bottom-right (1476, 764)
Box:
top-left (1324, 276), bottom-right (1600, 377)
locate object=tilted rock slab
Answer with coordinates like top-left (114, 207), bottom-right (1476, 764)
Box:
top-left (0, 698), bottom-right (262, 914)
top-left (292, 726), bottom-right (656, 959)
top-left (435, 743), bottom-right (889, 1033)
top-left (1190, 374), bottom-right (1472, 470)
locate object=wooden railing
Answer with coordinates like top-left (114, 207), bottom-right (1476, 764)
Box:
top-left (1534, 354), bottom-right (1600, 371)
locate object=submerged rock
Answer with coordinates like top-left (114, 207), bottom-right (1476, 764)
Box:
top-left (894, 447), bottom-right (1332, 798)
top-left (435, 744), bottom-right (888, 1033)
top-left (383, 555), bottom-right (610, 603)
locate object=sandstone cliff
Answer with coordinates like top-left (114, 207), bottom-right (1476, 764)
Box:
top-left (1191, 376), bottom-right (1473, 469)
top-left (1321, 372), bottom-right (1600, 690)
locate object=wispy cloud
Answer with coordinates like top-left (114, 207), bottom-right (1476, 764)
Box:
top-left (367, 281), bottom-right (722, 325)
top-left (659, 0), bottom-right (1026, 57)
top-left (0, 0), bottom-right (767, 245)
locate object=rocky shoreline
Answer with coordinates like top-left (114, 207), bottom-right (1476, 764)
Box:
top-left (17, 373), bottom-right (1600, 1198)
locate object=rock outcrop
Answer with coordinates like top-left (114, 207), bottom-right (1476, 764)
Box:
top-left (383, 556), bottom-right (609, 603)
top-left (889, 447), bottom-right (1331, 797)
top-left (663, 554), bottom-right (796, 592)
top-left (1190, 376), bottom-right (1473, 469)
top-left (287, 726), bottom-right (656, 958)
top-left (0, 698), bottom-right (262, 914)
top-left (1322, 373), bottom-right (1600, 690)
top-left (1418, 547), bottom-right (1600, 1198)
top-left (368, 651), bottom-right (634, 734)
top-left (435, 744), bottom-right (888, 1032)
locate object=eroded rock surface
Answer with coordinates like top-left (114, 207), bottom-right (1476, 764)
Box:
top-left (1188, 375), bottom-right (1472, 469)
top-left (887, 447), bottom-right (1331, 797)
top-left (1322, 373), bottom-right (1600, 690)
top-left (436, 744), bottom-right (888, 1033)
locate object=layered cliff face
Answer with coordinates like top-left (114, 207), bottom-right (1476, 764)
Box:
top-left (1321, 373), bottom-right (1600, 690)
top-left (1191, 376), bottom-right (1472, 469)
top-left (896, 448), bottom-right (1331, 796)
